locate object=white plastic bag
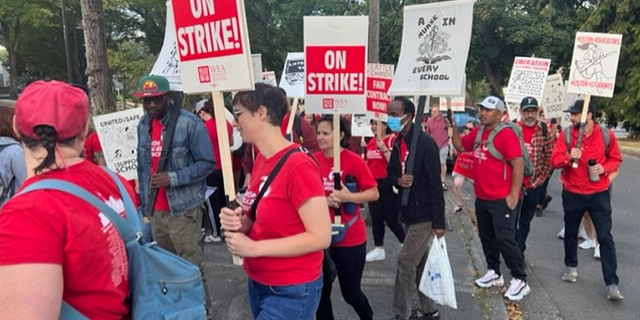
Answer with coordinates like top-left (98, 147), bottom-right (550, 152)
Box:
top-left (419, 237), bottom-right (457, 309)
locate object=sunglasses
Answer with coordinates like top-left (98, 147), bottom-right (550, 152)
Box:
top-left (142, 95), bottom-right (165, 104)
top-left (232, 109), bottom-right (247, 120)
top-left (465, 127), bottom-right (473, 131)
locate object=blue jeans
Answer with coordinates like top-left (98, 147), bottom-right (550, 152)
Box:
top-left (248, 276), bottom-right (323, 320)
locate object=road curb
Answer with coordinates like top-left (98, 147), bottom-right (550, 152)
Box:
top-left (619, 147), bottom-right (640, 159)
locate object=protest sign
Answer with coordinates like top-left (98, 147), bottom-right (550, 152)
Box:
top-left (366, 63), bottom-right (394, 120)
top-left (279, 52), bottom-right (305, 97)
top-left (439, 97), bottom-right (465, 111)
top-left (304, 16), bottom-right (368, 114)
top-left (504, 57), bottom-right (551, 103)
top-left (388, 0), bottom-right (474, 96)
top-left (262, 71), bottom-right (277, 86)
top-left (93, 108), bottom-right (144, 180)
top-left (170, 0), bottom-right (253, 93)
top-left (562, 80), bottom-right (584, 128)
top-left (351, 114), bottom-right (374, 137)
top-left (567, 32), bottom-right (622, 98)
top-left (542, 73), bottom-right (565, 119)
top-left (252, 53), bottom-right (263, 83)
top-left (151, 2), bottom-right (182, 90)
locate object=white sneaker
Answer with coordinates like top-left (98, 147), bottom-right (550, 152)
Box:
top-left (557, 227), bottom-right (565, 239)
top-left (475, 270), bottom-right (504, 288)
top-left (579, 238), bottom-right (596, 250)
top-left (204, 235), bottom-right (221, 243)
top-left (453, 205), bottom-right (463, 213)
top-left (578, 226), bottom-right (589, 240)
top-left (594, 244), bottom-right (601, 259)
top-left (365, 248), bottom-right (386, 262)
top-left (504, 278), bottom-right (530, 301)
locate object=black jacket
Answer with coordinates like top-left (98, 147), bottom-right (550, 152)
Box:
top-left (387, 124), bottom-right (445, 229)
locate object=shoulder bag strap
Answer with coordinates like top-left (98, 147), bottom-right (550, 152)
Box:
top-left (249, 147), bottom-right (302, 221)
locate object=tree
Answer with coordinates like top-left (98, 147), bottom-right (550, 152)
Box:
top-left (108, 40), bottom-right (154, 102)
top-left (80, 0), bottom-right (115, 114)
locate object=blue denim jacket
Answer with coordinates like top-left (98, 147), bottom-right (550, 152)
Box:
top-left (137, 108), bottom-right (215, 216)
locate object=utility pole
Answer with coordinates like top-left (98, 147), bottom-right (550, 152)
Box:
top-left (368, 0), bottom-right (380, 63)
top-left (61, 0), bottom-right (74, 83)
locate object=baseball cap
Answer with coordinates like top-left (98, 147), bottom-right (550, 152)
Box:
top-left (520, 96), bottom-right (539, 111)
top-left (563, 99), bottom-right (595, 114)
top-left (15, 80), bottom-right (89, 140)
top-left (195, 99), bottom-right (208, 113)
top-left (476, 96), bottom-right (506, 112)
top-left (134, 75), bottom-right (170, 98)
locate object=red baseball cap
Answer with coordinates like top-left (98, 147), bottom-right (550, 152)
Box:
top-left (15, 80), bottom-right (89, 140)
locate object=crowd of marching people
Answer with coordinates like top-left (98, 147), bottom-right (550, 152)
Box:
top-left (0, 75), bottom-right (625, 320)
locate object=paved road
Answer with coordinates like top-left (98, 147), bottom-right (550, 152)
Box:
top-left (516, 155), bottom-right (640, 320)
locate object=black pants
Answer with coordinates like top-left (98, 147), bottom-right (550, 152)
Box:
top-left (369, 181), bottom-right (405, 247)
top-left (203, 169), bottom-right (225, 235)
top-left (562, 189), bottom-right (618, 286)
top-left (316, 243), bottom-right (373, 320)
top-left (516, 186), bottom-right (544, 254)
top-left (537, 174), bottom-right (551, 206)
top-left (476, 198), bottom-right (526, 280)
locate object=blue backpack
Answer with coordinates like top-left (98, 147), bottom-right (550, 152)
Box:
top-left (19, 168), bottom-right (206, 320)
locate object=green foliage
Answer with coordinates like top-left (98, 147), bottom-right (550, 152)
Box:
top-left (108, 40), bottom-right (155, 99)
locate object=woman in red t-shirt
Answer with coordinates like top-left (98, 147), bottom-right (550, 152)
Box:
top-left (364, 120), bottom-right (405, 263)
top-left (313, 115), bottom-right (379, 320)
top-left (452, 120), bottom-right (478, 213)
top-left (219, 83), bottom-right (331, 320)
top-left (0, 81), bottom-right (134, 319)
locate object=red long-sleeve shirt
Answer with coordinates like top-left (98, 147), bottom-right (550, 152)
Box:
top-left (551, 124), bottom-right (622, 195)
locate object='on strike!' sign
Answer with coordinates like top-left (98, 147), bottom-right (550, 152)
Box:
top-left (304, 16), bottom-right (368, 114)
top-left (170, 0), bottom-right (253, 93)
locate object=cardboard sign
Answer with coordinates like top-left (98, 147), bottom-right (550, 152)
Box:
top-left (388, 0), bottom-right (474, 96)
top-left (170, 0), bottom-right (253, 93)
top-left (438, 97), bottom-right (465, 111)
top-left (252, 53), bottom-right (263, 83)
top-left (542, 73), bottom-right (565, 119)
top-left (279, 52), bottom-right (305, 97)
top-left (366, 63), bottom-right (393, 120)
top-left (567, 32), bottom-right (623, 98)
top-left (150, 2), bottom-right (182, 91)
top-left (562, 80), bottom-right (584, 128)
top-left (304, 16), bottom-right (368, 114)
top-left (505, 57), bottom-right (551, 104)
top-left (93, 108), bottom-right (145, 180)
top-left (262, 71), bottom-right (277, 86)
top-left (351, 114), bottom-right (374, 137)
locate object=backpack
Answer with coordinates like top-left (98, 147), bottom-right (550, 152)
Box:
top-left (564, 124), bottom-right (610, 156)
top-left (473, 122), bottom-right (534, 179)
top-left (19, 167), bottom-right (206, 320)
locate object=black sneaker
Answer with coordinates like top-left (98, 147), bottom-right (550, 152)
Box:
top-left (542, 195), bottom-right (553, 210)
top-left (410, 310), bottom-right (440, 320)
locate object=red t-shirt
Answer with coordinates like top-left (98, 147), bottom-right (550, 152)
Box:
top-left (0, 161), bottom-right (134, 320)
top-left (452, 151), bottom-right (475, 181)
top-left (151, 119), bottom-right (170, 211)
top-left (313, 149), bottom-right (377, 247)
top-left (365, 135), bottom-right (396, 179)
top-left (241, 145), bottom-right (326, 286)
top-left (461, 127), bottom-right (522, 200)
top-left (204, 118), bottom-right (233, 170)
top-left (83, 131), bottom-right (103, 164)
top-left (520, 124), bottom-right (536, 188)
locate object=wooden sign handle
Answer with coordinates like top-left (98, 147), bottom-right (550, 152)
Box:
top-left (286, 97), bottom-right (300, 135)
top-left (333, 115), bottom-right (342, 225)
top-left (572, 94), bottom-right (591, 169)
top-left (212, 91), bottom-right (242, 266)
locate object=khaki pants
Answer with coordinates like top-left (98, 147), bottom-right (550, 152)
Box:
top-left (393, 221), bottom-right (437, 318)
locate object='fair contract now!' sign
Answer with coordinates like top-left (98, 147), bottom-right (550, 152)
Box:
top-left (304, 16), bottom-right (368, 114)
top-left (170, 0), bottom-right (253, 93)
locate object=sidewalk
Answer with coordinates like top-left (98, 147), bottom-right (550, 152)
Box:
top-left (202, 184), bottom-right (509, 320)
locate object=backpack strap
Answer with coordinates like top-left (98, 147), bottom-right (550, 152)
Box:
top-left (473, 126), bottom-right (485, 151)
top-left (540, 122), bottom-right (548, 139)
top-left (486, 123), bottom-right (508, 161)
top-left (600, 124), bottom-right (611, 156)
top-left (60, 301), bottom-right (89, 320)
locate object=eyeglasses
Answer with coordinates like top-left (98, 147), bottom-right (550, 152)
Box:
top-left (232, 109), bottom-right (247, 120)
top-left (142, 95), bottom-right (165, 104)
top-left (465, 127), bottom-right (473, 131)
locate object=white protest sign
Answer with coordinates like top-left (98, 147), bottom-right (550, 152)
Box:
top-left (366, 63), bottom-right (394, 121)
top-left (93, 108), bottom-right (144, 180)
top-left (567, 32), bottom-right (623, 98)
top-left (388, 0), bottom-right (474, 96)
top-left (352, 114), bottom-right (374, 137)
top-left (252, 53), bottom-right (263, 83)
top-left (150, 2), bottom-right (182, 91)
top-left (562, 80), bottom-right (584, 128)
top-left (439, 97), bottom-right (465, 111)
top-left (304, 16), bottom-right (368, 114)
top-left (262, 71), bottom-right (277, 86)
top-left (542, 73), bottom-right (565, 119)
top-left (504, 57), bottom-right (551, 103)
top-left (506, 101), bottom-right (520, 122)
top-left (170, 0), bottom-right (253, 93)
top-left (279, 52), bottom-right (305, 97)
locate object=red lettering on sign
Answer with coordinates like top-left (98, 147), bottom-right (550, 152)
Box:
top-left (306, 46), bottom-right (366, 94)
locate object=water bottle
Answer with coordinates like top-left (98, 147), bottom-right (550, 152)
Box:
top-left (343, 175), bottom-right (358, 214)
top-left (588, 159), bottom-right (600, 182)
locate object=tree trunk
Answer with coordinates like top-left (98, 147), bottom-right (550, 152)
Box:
top-left (80, 0), bottom-right (115, 114)
top-left (368, 0), bottom-right (380, 63)
top-left (483, 58), bottom-right (504, 97)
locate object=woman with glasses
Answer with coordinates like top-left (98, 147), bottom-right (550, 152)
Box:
top-left (452, 120), bottom-right (478, 213)
top-left (219, 83), bottom-right (331, 320)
